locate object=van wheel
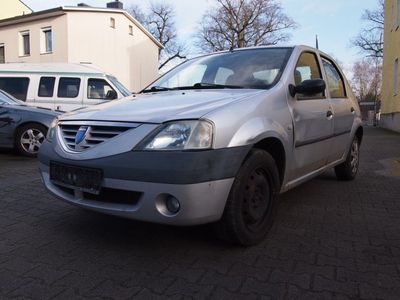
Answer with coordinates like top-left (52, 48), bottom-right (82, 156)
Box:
top-left (334, 136), bottom-right (360, 181)
top-left (215, 149), bottom-right (280, 246)
top-left (15, 123), bottom-right (47, 157)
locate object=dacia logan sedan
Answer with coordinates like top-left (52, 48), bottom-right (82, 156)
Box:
top-left (38, 46), bottom-right (362, 245)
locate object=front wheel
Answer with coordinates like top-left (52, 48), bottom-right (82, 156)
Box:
top-left (334, 136), bottom-right (360, 181)
top-left (15, 123), bottom-right (47, 157)
top-left (215, 149), bottom-right (280, 246)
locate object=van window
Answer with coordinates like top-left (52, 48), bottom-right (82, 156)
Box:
top-left (57, 77), bottom-right (81, 98)
top-left (87, 79), bottom-right (116, 99)
top-left (0, 77), bottom-right (30, 101)
top-left (38, 77), bottom-right (55, 97)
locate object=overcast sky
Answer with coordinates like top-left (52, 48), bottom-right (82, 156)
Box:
top-left (23, 0), bottom-right (380, 74)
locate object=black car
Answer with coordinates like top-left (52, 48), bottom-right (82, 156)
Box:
top-left (0, 89), bottom-right (61, 157)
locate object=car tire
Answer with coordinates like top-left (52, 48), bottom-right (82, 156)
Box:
top-left (334, 136), bottom-right (360, 181)
top-left (15, 123), bottom-right (47, 157)
top-left (215, 149), bottom-right (280, 246)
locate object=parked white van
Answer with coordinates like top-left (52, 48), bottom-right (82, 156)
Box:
top-left (0, 63), bottom-right (132, 111)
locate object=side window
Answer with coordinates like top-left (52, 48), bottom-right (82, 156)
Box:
top-left (0, 77), bottom-right (30, 101)
top-left (295, 52), bottom-right (323, 98)
top-left (322, 59), bottom-right (346, 98)
top-left (57, 77), bottom-right (81, 98)
top-left (38, 77), bottom-right (55, 97)
top-left (87, 78), bottom-right (116, 99)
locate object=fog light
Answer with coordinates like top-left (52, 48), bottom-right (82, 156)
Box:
top-left (166, 196), bottom-right (180, 214)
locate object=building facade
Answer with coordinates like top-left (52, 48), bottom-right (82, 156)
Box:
top-left (382, 0), bottom-right (400, 132)
top-left (0, 4), bottom-right (162, 92)
top-left (0, 0), bottom-right (32, 20)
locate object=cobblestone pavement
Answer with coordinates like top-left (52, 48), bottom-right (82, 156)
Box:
top-left (0, 127), bottom-right (400, 299)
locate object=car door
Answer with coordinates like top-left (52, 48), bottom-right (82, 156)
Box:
top-left (289, 51), bottom-right (334, 179)
top-left (55, 76), bottom-right (83, 111)
top-left (321, 57), bottom-right (355, 161)
top-left (0, 101), bottom-right (18, 148)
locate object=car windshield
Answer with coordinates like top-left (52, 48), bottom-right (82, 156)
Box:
top-left (0, 90), bottom-right (23, 105)
top-left (106, 75), bottom-right (132, 97)
top-left (143, 47), bottom-right (293, 93)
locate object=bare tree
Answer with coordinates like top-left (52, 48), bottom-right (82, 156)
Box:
top-left (196, 0), bottom-right (296, 52)
top-left (351, 57), bottom-right (382, 102)
top-left (351, 0), bottom-right (384, 58)
top-left (127, 3), bottom-right (187, 70)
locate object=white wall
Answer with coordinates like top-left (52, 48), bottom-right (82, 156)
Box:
top-left (0, 14), bottom-right (69, 63)
top-left (66, 11), bottom-right (160, 92)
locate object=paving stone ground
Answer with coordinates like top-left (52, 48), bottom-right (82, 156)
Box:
top-left (0, 127), bottom-right (399, 299)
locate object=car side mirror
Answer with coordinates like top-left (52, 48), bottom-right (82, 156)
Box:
top-left (289, 79), bottom-right (326, 97)
top-left (106, 90), bottom-right (118, 100)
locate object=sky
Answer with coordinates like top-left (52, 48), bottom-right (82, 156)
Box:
top-left (23, 0), bottom-right (380, 75)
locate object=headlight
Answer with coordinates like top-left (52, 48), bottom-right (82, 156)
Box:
top-left (139, 120), bottom-right (213, 151)
top-left (46, 118), bottom-right (58, 141)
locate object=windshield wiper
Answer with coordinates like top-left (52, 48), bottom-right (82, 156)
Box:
top-left (192, 82), bottom-right (244, 89)
top-left (142, 86), bottom-right (174, 93)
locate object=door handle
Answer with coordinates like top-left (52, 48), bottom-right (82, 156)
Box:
top-left (326, 110), bottom-right (333, 119)
top-left (351, 107), bottom-right (355, 114)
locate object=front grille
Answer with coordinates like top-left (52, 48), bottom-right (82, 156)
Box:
top-left (59, 122), bottom-right (138, 152)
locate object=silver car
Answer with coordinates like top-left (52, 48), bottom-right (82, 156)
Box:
top-left (38, 46), bottom-right (362, 245)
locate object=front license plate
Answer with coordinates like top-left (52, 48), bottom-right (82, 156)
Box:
top-left (50, 162), bottom-right (103, 194)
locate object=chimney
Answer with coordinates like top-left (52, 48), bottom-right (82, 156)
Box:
top-left (77, 3), bottom-right (90, 7)
top-left (106, 0), bottom-right (123, 9)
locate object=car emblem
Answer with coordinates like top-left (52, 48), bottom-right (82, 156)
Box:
top-left (75, 126), bottom-right (89, 146)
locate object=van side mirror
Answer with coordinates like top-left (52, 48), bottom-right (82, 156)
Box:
top-left (289, 79), bottom-right (326, 97)
top-left (106, 90), bottom-right (118, 100)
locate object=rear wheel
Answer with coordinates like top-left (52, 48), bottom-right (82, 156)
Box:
top-left (15, 123), bottom-right (47, 157)
top-left (334, 136), bottom-right (360, 181)
top-left (215, 149), bottom-right (280, 246)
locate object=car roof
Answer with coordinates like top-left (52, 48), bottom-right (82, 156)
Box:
top-left (0, 63), bottom-right (106, 76)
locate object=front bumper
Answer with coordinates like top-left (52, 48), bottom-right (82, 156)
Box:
top-left (38, 141), bottom-right (250, 225)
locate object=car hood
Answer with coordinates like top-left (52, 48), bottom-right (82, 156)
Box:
top-left (60, 89), bottom-right (264, 123)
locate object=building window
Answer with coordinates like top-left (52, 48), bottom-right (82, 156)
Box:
top-left (129, 25), bottom-right (133, 35)
top-left (41, 27), bottom-right (52, 53)
top-left (19, 31), bottom-right (30, 56)
top-left (0, 44), bottom-right (4, 63)
top-left (397, 0), bottom-right (400, 26)
top-left (394, 59), bottom-right (399, 96)
top-left (110, 17), bottom-right (115, 28)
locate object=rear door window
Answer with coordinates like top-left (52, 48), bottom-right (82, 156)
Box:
top-left (87, 78), bottom-right (116, 99)
top-left (0, 77), bottom-right (30, 101)
top-left (322, 58), bottom-right (347, 98)
top-left (38, 77), bottom-right (55, 97)
top-left (57, 77), bottom-right (81, 98)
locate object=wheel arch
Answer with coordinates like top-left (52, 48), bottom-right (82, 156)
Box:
top-left (252, 137), bottom-right (286, 186)
top-left (13, 121), bottom-right (49, 143)
top-left (355, 126), bottom-right (363, 145)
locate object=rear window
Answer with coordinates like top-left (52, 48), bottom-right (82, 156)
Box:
top-left (0, 77), bottom-right (30, 101)
top-left (57, 77), bottom-right (81, 98)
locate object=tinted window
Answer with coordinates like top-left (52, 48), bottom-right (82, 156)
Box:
top-left (57, 78), bottom-right (81, 98)
top-left (322, 59), bottom-right (346, 98)
top-left (0, 77), bottom-right (30, 101)
top-left (88, 79), bottom-right (116, 99)
top-left (38, 77), bottom-right (55, 97)
top-left (295, 52), bottom-right (323, 98)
